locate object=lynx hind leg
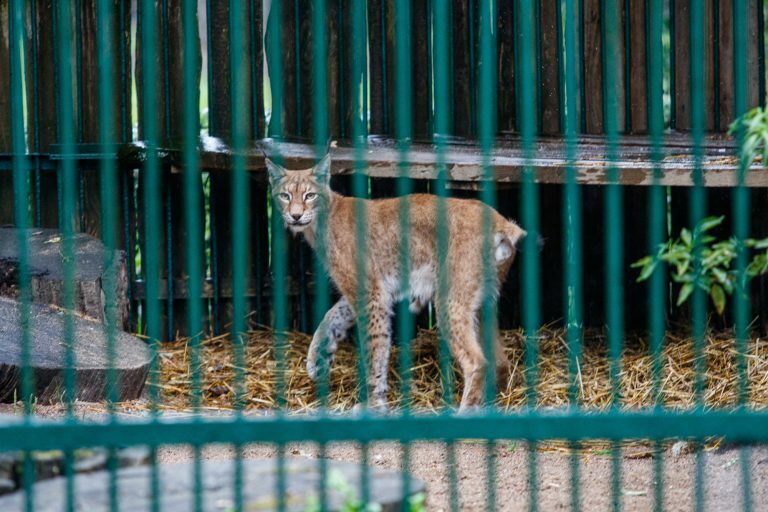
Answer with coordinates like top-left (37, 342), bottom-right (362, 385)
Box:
top-left (306, 298), bottom-right (355, 381)
top-left (445, 306), bottom-right (488, 412)
top-left (494, 334), bottom-right (511, 391)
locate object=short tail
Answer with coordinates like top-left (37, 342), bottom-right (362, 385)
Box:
top-left (493, 220), bottom-right (527, 263)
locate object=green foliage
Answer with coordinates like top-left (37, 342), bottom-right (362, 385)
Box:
top-left (303, 469), bottom-right (385, 512)
top-left (632, 216), bottom-right (768, 315)
top-left (729, 106), bottom-right (768, 167)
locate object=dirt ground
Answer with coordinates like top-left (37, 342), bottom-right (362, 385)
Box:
top-left (3, 403), bottom-right (765, 511)
top-left (156, 440), bottom-right (768, 512)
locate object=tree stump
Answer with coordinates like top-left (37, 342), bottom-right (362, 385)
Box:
top-left (0, 228), bottom-right (129, 330)
top-left (0, 297), bottom-right (151, 403)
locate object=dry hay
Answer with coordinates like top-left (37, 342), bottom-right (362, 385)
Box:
top-left (146, 327), bottom-right (768, 414)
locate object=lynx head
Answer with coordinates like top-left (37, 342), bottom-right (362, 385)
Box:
top-left (266, 154), bottom-right (331, 233)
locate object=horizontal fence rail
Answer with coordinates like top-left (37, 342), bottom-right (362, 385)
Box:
top-left (0, 0), bottom-right (767, 510)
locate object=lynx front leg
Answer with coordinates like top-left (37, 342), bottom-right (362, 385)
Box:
top-left (306, 297), bottom-right (355, 381)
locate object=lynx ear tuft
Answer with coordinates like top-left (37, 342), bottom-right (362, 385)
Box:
top-left (265, 158), bottom-right (286, 187)
top-left (313, 154), bottom-right (331, 184)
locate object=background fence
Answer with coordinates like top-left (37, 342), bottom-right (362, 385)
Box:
top-left (1, 0), bottom-right (767, 341)
top-left (2, 0), bottom-right (768, 510)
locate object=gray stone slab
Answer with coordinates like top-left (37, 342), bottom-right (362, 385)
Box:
top-left (0, 458), bottom-right (426, 511)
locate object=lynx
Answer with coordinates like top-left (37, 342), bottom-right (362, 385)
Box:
top-left (267, 155), bottom-right (526, 411)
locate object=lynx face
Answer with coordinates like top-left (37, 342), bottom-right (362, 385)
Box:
top-left (266, 155), bottom-right (331, 234)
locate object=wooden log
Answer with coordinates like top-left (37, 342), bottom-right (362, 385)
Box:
top-left (0, 228), bottom-right (129, 329)
top-left (0, 297), bottom-right (150, 403)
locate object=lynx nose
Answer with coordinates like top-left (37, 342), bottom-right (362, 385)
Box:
top-left (291, 213), bottom-right (303, 222)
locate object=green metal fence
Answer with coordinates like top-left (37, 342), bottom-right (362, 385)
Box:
top-left (1, 0), bottom-right (768, 510)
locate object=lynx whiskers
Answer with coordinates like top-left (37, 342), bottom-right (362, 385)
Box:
top-left (267, 155), bottom-right (526, 412)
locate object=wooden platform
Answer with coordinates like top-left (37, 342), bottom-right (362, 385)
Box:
top-left (115, 134), bottom-right (768, 188)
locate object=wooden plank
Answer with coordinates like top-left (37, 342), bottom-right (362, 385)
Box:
top-left (367, 0), bottom-right (390, 136)
top-left (582, 0), bottom-right (603, 133)
top-left (207, 0), bottom-right (254, 140)
top-left (411, 1), bottom-right (432, 139)
top-left (718, 0), bottom-right (763, 130)
top-left (497, 0), bottom-right (516, 133)
top-left (452, 0), bottom-right (475, 137)
top-left (538, 0), bottom-right (559, 135)
top-left (327, 0), bottom-right (343, 138)
top-left (747, 0), bottom-right (762, 111)
top-left (135, 0), bottom-right (202, 339)
top-left (608, 0), bottom-right (626, 133)
top-left (207, 1), bottom-right (255, 333)
top-left (0, 2), bottom-right (13, 224)
top-left (119, 136), bottom-right (768, 187)
top-left (77, 0), bottom-right (131, 239)
top-left (673, 0), bottom-right (716, 131)
top-left (136, 0), bottom-right (199, 142)
top-left (627, 0), bottom-right (648, 133)
top-left (25, 0), bottom-right (59, 229)
top-left (717, 0), bottom-right (734, 131)
top-left (0, 2), bottom-right (10, 152)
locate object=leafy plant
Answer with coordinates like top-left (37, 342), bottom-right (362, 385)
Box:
top-left (729, 106), bottom-right (768, 167)
top-left (632, 216), bottom-right (768, 315)
top-left (304, 469), bottom-right (384, 512)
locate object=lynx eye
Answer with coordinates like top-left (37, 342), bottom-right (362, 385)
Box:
top-left (304, 192), bottom-right (318, 201)
top-left (277, 192), bottom-right (291, 202)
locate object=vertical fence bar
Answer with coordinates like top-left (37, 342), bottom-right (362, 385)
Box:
top-left (647, 0), bottom-right (667, 510)
top-left (433, 5), bottom-right (458, 504)
top-left (394, 0), bottom-right (413, 413)
top-left (311, 0), bottom-right (332, 507)
top-left (349, 0), bottom-right (372, 504)
top-left (516, 0), bottom-right (541, 510)
top-left (266, 1), bottom-right (289, 509)
top-left (180, 0), bottom-right (204, 509)
top-left (561, 0), bottom-right (583, 507)
top-left (96, 0), bottom-right (119, 511)
top-left (9, 1), bottom-right (36, 510)
top-left (733, 0), bottom-right (753, 509)
top-left (689, 0), bottom-right (707, 509)
top-left (602, 0), bottom-right (624, 508)
top-left (395, 0), bottom-right (416, 507)
top-left (477, 1), bottom-right (498, 510)
top-left (139, 0), bottom-right (163, 508)
top-left (230, 1), bottom-right (249, 511)
top-left (54, 1), bottom-right (79, 510)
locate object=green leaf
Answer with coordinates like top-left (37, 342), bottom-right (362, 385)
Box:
top-left (698, 216), bottom-right (725, 233)
top-left (677, 283), bottom-right (695, 306)
top-left (712, 267), bottom-right (728, 284)
top-left (710, 284), bottom-right (726, 315)
top-left (680, 228), bottom-right (692, 246)
top-left (637, 265), bottom-right (656, 282)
